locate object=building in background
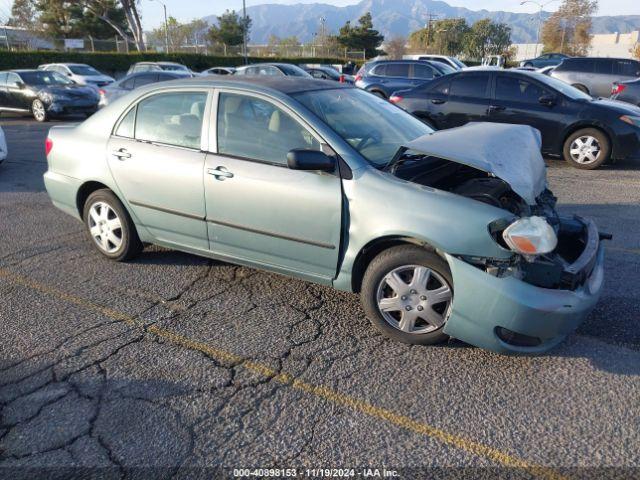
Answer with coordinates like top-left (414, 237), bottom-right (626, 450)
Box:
top-left (513, 31), bottom-right (640, 61)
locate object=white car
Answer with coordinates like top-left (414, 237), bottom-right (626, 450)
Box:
top-left (38, 63), bottom-right (115, 87)
top-left (0, 126), bottom-right (7, 164)
top-left (402, 54), bottom-right (467, 70)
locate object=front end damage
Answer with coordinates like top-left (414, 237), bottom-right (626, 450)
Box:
top-left (393, 123), bottom-right (608, 353)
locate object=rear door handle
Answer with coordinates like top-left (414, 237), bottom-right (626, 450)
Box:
top-left (111, 148), bottom-right (131, 160)
top-left (431, 98), bottom-right (446, 105)
top-left (207, 166), bottom-right (234, 180)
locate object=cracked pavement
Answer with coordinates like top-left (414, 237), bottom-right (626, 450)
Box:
top-left (0, 117), bottom-right (639, 479)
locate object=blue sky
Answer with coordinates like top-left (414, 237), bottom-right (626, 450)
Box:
top-left (0, 0), bottom-right (637, 30)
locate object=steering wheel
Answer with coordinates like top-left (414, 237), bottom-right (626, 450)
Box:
top-left (356, 130), bottom-right (381, 150)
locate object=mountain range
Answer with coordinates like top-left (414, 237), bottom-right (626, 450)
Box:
top-left (202, 0), bottom-right (640, 45)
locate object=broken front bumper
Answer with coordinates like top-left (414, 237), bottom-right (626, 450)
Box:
top-left (443, 218), bottom-right (605, 354)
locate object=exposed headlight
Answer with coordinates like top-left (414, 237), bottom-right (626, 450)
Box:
top-left (502, 216), bottom-right (557, 257)
top-left (620, 115), bottom-right (640, 127)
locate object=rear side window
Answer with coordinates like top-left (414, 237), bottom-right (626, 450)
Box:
top-left (133, 73), bottom-right (158, 88)
top-left (428, 79), bottom-right (450, 95)
top-left (0, 72), bottom-right (6, 85)
top-left (450, 74), bottom-right (489, 98)
top-left (115, 107), bottom-right (136, 138)
top-left (135, 92), bottom-right (207, 149)
top-left (371, 64), bottom-right (386, 76)
top-left (594, 59), bottom-right (613, 74)
top-left (616, 60), bottom-right (640, 76)
top-left (412, 63), bottom-right (435, 80)
top-left (384, 64), bottom-right (410, 77)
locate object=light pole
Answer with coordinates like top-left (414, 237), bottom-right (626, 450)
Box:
top-left (150, 0), bottom-right (170, 53)
top-left (242, 0), bottom-right (248, 65)
top-left (520, 0), bottom-right (559, 58)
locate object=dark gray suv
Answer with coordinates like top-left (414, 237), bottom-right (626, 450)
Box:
top-left (354, 60), bottom-right (455, 99)
top-left (551, 57), bottom-right (640, 97)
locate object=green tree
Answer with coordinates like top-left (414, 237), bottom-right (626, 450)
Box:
top-left (463, 19), bottom-right (512, 61)
top-left (7, 0), bottom-right (38, 29)
top-left (541, 0), bottom-right (597, 56)
top-left (148, 17), bottom-right (207, 51)
top-left (337, 12), bottom-right (384, 58)
top-left (207, 9), bottom-right (251, 48)
top-left (432, 18), bottom-right (470, 56)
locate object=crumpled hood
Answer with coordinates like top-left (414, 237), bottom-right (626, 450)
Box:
top-left (404, 122), bottom-right (547, 205)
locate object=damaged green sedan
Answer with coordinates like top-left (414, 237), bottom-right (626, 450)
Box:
top-left (43, 77), bottom-right (607, 354)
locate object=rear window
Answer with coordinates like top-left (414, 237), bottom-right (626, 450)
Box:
top-left (449, 74), bottom-right (489, 98)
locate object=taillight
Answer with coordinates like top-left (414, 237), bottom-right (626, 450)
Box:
top-left (339, 74), bottom-right (345, 83)
top-left (45, 137), bottom-right (53, 156)
top-left (354, 74), bottom-right (362, 82)
top-left (611, 83), bottom-right (626, 95)
top-left (389, 95), bottom-right (403, 104)
top-left (98, 89), bottom-right (106, 96)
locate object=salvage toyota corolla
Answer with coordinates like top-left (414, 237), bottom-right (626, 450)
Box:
top-left (43, 77), bottom-right (607, 354)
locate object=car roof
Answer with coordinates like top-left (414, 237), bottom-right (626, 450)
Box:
top-left (367, 59), bottom-right (432, 64)
top-left (150, 75), bottom-right (351, 95)
top-left (236, 63), bottom-right (299, 68)
top-left (135, 61), bottom-right (184, 66)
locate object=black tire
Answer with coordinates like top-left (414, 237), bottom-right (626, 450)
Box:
top-left (524, 62), bottom-right (533, 68)
top-left (563, 127), bottom-right (610, 170)
top-left (82, 189), bottom-right (142, 261)
top-left (361, 245), bottom-right (453, 345)
top-left (370, 90), bottom-right (387, 99)
top-left (32, 99), bottom-right (48, 122)
top-left (572, 84), bottom-right (589, 94)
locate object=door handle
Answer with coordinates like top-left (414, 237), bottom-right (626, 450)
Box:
top-left (111, 148), bottom-right (131, 160)
top-left (431, 98), bottom-right (446, 105)
top-left (207, 166), bottom-right (234, 180)
top-left (488, 105), bottom-right (506, 113)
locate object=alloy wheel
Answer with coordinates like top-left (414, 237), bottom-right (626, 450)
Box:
top-left (88, 201), bottom-right (123, 253)
top-left (376, 265), bottom-right (452, 334)
top-left (32, 100), bottom-right (46, 122)
top-left (569, 135), bottom-right (601, 165)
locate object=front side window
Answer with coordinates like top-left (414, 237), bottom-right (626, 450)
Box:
top-left (495, 76), bottom-right (547, 103)
top-left (450, 74), bottom-right (489, 98)
top-left (217, 92), bottom-right (320, 165)
top-left (412, 63), bottom-right (434, 80)
top-left (134, 92), bottom-right (207, 149)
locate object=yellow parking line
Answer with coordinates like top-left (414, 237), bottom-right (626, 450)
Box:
top-left (0, 267), bottom-right (567, 480)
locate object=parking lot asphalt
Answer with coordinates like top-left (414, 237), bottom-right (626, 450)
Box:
top-left (1, 116), bottom-right (639, 479)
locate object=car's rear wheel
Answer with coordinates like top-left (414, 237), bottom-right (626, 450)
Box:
top-left (83, 189), bottom-right (142, 261)
top-left (524, 62), bottom-right (533, 68)
top-left (361, 245), bottom-right (453, 345)
top-left (370, 90), bottom-right (387, 99)
top-left (563, 128), bottom-right (610, 170)
top-left (32, 99), bottom-right (48, 122)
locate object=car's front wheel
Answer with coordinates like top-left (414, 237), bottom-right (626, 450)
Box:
top-left (563, 128), bottom-right (610, 169)
top-left (361, 245), bottom-right (453, 345)
top-left (83, 189), bottom-right (142, 261)
top-left (32, 99), bottom-right (48, 122)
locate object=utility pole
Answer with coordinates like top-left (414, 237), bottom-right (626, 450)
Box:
top-left (149, 0), bottom-right (170, 53)
top-left (424, 12), bottom-right (438, 50)
top-left (242, 0), bottom-right (248, 64)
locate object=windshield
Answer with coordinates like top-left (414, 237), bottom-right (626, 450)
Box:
top-left (294, 88), bottom-right (433, 167)
top-left (536, 73), bottom-right (592, 100)
top-left (451, 58), bottom-right (467, 69)
top-left (19, 71), bottom-right (74, 86)
top-left (160, 64), bottom-right (188, 71)
top-left (69, 65), bottom-right (100, 76)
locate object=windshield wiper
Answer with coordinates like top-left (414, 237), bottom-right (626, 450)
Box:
top-left (383, 147), bottom-right (427, 172)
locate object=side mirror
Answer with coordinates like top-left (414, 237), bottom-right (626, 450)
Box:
top-left (16, 81), bottom-right (26, 89)
top-left (539, 94), bottom-right (557, 106)
top-left (287, 149), bottom-right (335, 172)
